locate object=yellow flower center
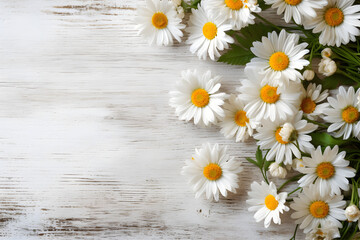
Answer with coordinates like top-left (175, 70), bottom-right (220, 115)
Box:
top-left (203, 22), bottom-right (218, 40)
top-left (224, 0), bottom-right (244, 10)
top-left (301, 97), bottom-right (316, 114)
top-left (191, 89), bottom-right (210, 108)
top-left (203, 163), bottom-right (222, 181)
top-left (309, 201), bottom-right (329, 218)
top-left (269, 52), bottom-right (290, 71)
top-left (275, 128), bottom-right (289, 144)
top-left (234, 110), bottom-right (249, 127)
top-left (342, 106), bottom-right (359, 124)
top-left (265, 194), bottom-right (279, 210)
top-left (284, 0), bottom-right (302, 5)
top-left (152, 12), bottom-right (168, 29)
top-left (324, 7), bottom-right (344, 27)
top-left (260, 85), bottom-right (280, 104)
top-left (316, 162), bottom-right (335, 179)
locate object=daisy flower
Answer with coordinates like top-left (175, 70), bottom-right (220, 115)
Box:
top-left (206, 0), bottom-right (261, 30)
top-left (297, 145), bottom-right (355, 197)
top-left (219, 95), bottom-right (259, 142)
top-left (291, 184), bottom-right (346, 233)
top-left (169, 69), bottom-right (226, 127)
top-left (300, 83), bottom-right (329, 120)
top-left (323, 86), bottom-right (360, 139)
top-left (186, 3), bottom-right (234, 60)
top-left (135, 0), bottom-right (185, 46)
top-left (181, 143), bottom-right (243, 201)
top-left (264, 0), bottom-right (328, 25)
top-left (247, 29), bottom-right (309, 86)
top-left (246, 181), bottom-right (289, 228)
top-left (254, 111), bottom-right (317, 165)
top-left (305, 220), bottom-right (340, 240)
top-left (303, 0), bottom-right (360, 47)
top-left (238, 68), bottom-right (303, 122)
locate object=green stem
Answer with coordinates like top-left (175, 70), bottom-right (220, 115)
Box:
top-left (253, 13), bottom-right (283, 32)
top-left (277, 174), bottom-right (303, 192)
top-left (290, 225), bottom-right (299, 240)
top-left (303, 116), bottom-right (329, 128)
top-left (337, 69), bottom-right (360, 83)
top-left (288, 187), bottom-right (302, 197)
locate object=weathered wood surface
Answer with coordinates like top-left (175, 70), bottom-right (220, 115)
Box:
top-left (0, 1), bottom-right (303, 239)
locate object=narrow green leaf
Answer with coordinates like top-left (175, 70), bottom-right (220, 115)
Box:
top-left (256, 147), bottom-right (264, 168)
top-left (246, 157), bottom-right (259, 167)
top-left (263, 159), bottom-right (272, 172)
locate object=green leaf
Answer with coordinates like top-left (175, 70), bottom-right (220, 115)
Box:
top-left (257, 0), bottom-right (271, 11)
top-left (246, 157), bottom-right (259, 168)
top-left (255, 147), bottom-right (264, 168)
top-left (312, 74), bottom-right (354, 90)
top-left (237, 22), bottom-right (277, 49)
top-left (263, 159), bottom-right (272, 172)
top-left (310, 132), bottom-right (348, 147)
top-left (218, 44), bottom-right (255, 65)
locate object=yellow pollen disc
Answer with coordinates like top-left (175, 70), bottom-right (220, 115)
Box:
top-left (234, 110), bottom-right (249, 127)
top-left (203, 22), bottom-right (218, 40)
top-left (224, 0), bottom-right (244, 10)
top-left (152, 12), bottom-right (168, 29)
top-left (265, 194), bottom-right (279, 210)
top-left (324, 7), bottom-right (344, 27)
top-left (269, 52), bottom-right (290, 71)
top-left (275, 128), bottom-right (289, 144)
top-left (191, 89), bottom-right (210, 108)
top-left (203, 163), bottom-right (222, 181)
top-left (316, 162), bottom-right (335, 179)
top-left (301, 97), bottom-right (316, 114)
top-left (260, 85), bottom-right (280, 104)
top-left (342, 106), bottom-right (359, 124)
top-left (284, 0), bottom-right (302, 5)
top-left (309, 201), bottom-right (329, 218)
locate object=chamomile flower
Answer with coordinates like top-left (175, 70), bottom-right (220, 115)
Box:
top-left (254, 111), bottom-right (317, 165)
top-left (182, 143), bottom-right (243, 201)
top-left (264, 0), bottom-right (328, 25)
top-left (219, 95), bottom-right (258, 142)
top-left (323, 86), bottom-right (360, 139)
top-left (135, 0), bottom-right (185, 46)
top-left (305, 220), bottom-right (340, 240)
top-left (169, 69), bottom-right (226, 127)
top-left (186, 3), bottom-right (234, 60)
top-left (303, 0), bottom-right (360, 47)
top-left (246, 181), bottom-right (289, 228)
top-left (300, 83), bottom-right (330, 120)
top-left (297, 145), bottom-right (355, 197)
top-left (247, 29), bottom-right (309, 86)
top-left (238, 68), bottom-right (303, 122)
top-left (291, 184), bottom-right (346, 233)
top-left (206, 0), bottom-right (261, 30)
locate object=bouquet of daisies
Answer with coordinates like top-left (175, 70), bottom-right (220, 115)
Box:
top-left (136, 0), bottom-right (360, 238)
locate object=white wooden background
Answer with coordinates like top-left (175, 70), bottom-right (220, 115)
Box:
top-left (0, 1), bottom-right (304, 239)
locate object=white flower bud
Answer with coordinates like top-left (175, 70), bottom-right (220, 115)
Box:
top-left (318, 58), bottom-right (337, 77)
top-left (303, 69), bottom-right (315, 81)
top-left (268, 162), bottom-right (287, 178)
top-left (345, 204), bottom-right (360, 222)
top-left (292, 158), bottom-right (305, 172)
top-left (321, 48), bottom-right (333, 59)
top-left (172, 0), bottom-right (182, 6)
top-left (279, 123), bottom-right (295, 143)
top-left (176, 6), bottom-right (184, 19)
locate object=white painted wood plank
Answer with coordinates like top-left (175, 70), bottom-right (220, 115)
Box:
top-left (0, 1), bottom-right (303, 239)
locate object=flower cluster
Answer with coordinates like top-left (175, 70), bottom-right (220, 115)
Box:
top-left (137, 0), bottom-right (360, 238)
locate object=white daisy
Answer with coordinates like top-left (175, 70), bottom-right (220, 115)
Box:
top-left (305, 220), bottom-right (340, 240)
top-left (246, 181), bottom-right (289, 228)
top-left (300, 83), bottom-right (330, 120)
top-left (186, 3), bottom-right (234, 60)
top-left (291, 184), bottom-right (346, 233)
top-left (247, 29), bottom-right (309, 86)
top-left (303, 0), bottom-right (360, 47)
top-left (254, 111), bottom-right (317, 165)
top-left (135, 0), bottom-right (185, 46)
top-left (323, 86), bottom-right (360, 139)
top-left (206, 0), bottom-right (261, 30)
top-left (181, 143), bottom-right (243, 201)
top-left (297, 145), bottom-right (355, 197)
top-left (169, 69), bottom-right (226, 127)
top-left (238, 67), bottom-right (303, 122)
top-left (219, 95), bottom-right (259, 142)
top-left (264, 0), bottom-right (328, 25)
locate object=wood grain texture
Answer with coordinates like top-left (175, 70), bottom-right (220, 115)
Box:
top-left (0, 1), bottom-right (304, 239)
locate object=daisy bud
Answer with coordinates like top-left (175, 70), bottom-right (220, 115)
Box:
top-left (176, 6), bottom-right (185, 19)
top-left (318, 58), bottom-right (337, 77)
top-left (279, 123), bottom-right (295, 143)
top-left (268, 162), bottom-right (287, 179)
top-left (172, 0), bottom-right (182, 6)
top-left (321, 48), bottom-right (333, 59)
top-left (345, 204), bottom-right (360, 222)
top-left (303, 69), bottom-right (315, 81)
top-left (292, 158), bottom-right (305, 172)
